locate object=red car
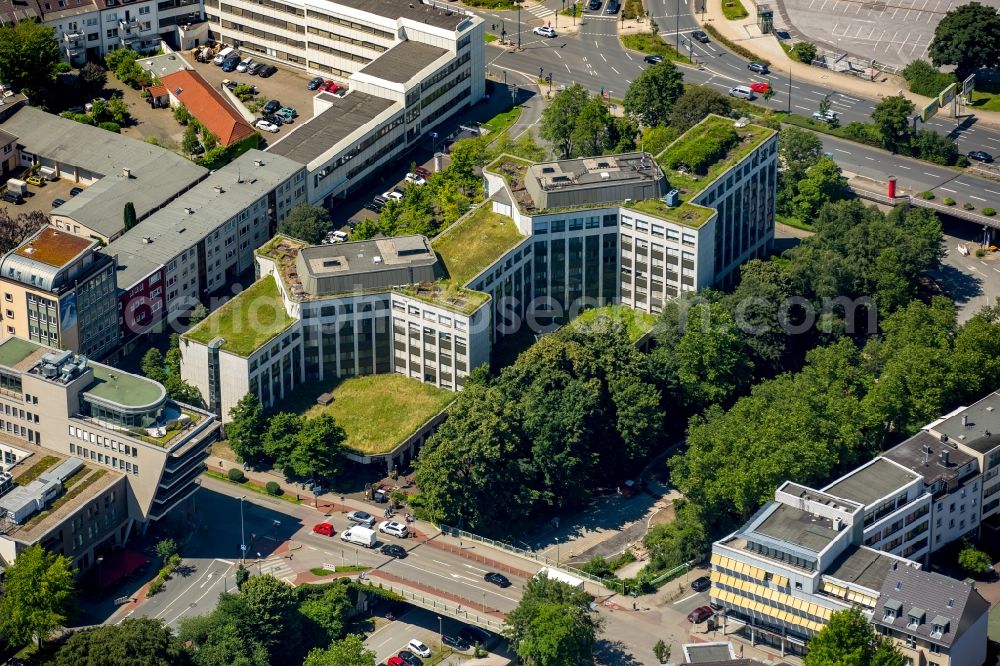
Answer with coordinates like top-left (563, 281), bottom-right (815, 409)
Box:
top-left (321, 80), bottom-right (341, 93)
top-left (750, 81), bottom-right (770, 94)
top-left (413, 166), bottom-right (430, 178)
top-left (312, 522), bottom-right (336, 537)
top-left (386, 658), bottom-right (405, 666)
top-left (687, 605), bottom-right (713, 623)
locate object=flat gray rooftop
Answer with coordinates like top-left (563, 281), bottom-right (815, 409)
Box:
top-left (824, 546), bottom-right (896, 592)
top-left (138, 53), bottom-right (189, 78)
top-left (1, 106), bottom-right (206, 239)
top-left (884, 431), bottom-right (977, 486)
top-left (299, 235), bottom-right (435, 277)
top-left (528, 152), bottom-right (662, 192)
top-left (266, 92), bottom-right (398, 166)
top-left (934, 392), bottom-right (1000, 454)
top-left (754, 503), bottom-right (839, 552)
top-left (327, 0), bottom-right (472, 30)
top-left (823, 458), bottom-right (920, 506)
top-left (683, 643), bottom-right (735, 663)
top-left (358, 41), bottom-right (449, 84)
top-left (104, 150), bottom-right (303, 288)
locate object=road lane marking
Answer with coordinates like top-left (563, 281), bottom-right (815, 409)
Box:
top-left (898, 165), bottom-right (911, 169)
top-left (923, 172), bottom-right (939, 177)
top-left (673, 592), bottom-right (701, 605)
top-left (795, 105), bottom-right (811, 111)
top-left (971, 195), bottom-right (987, 201)
top-left (865, 156), bottom-right (875, 160)
top-left (611, 66), bottom-right (620, 75)
top-left (986, 189), bottom-right (1000, 195)
top-left (600, 53), bottom-right (607, 61)
top-left (835, 148), bottom-right (851, 154)
top-left (940, 187), bottom-right (956, 193)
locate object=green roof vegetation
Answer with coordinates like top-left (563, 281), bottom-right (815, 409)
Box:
top-left (625, 198), bottom-right (715, 228)
top-left (571, 305), bottom-right (658, 341)
top-left (656, 115), bottom-right (775, 203)
top-left (0, 338), bottom-right (41, 369)
top-left (297, 375), bottom-right (456, 455)
top-left (185, 275), bottom-right (295, 356)
top-left (87, 365), bottom-right (165, 408)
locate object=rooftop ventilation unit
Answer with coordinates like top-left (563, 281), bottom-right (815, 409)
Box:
top-left (214, 185), bottom-right (224, 194)
top-left (541, 167), bottom-right (555, 174)
top-left (142, 236), bottom-right (152, 244)
top-left (254, 160), bottom-right (264, 167)
top-left (664, 189), bottom-right (680, 207)
top-left (122, 167), bottom-right (132, 179)
top-left (600, 172), bottom-right (610, 179)
top-left (373, 256), bottom-right (382, 264)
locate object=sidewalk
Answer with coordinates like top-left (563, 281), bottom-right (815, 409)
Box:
top-left (696, 4), bottom-right (1000, 131)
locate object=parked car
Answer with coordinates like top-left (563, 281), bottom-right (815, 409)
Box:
top-left (276, 106), bottom-right (297, 121)
top-left (380, 544), bottom-right (407, 558)
top-left (748, 61), bottom-right (769, 74)
top-left (258, 64), bottom-right (278, 77)
top-left (587, 0), bottom-right (602, 9)
top-left (221, 58), bottom-right (239, 72)
top-left (691, 576), bottom-right (711, 592)
top-left (51, 198), bottom-right (66, 208)
top-left (386, 658), bottom-right (405, 666)
top-left (643, 54), bottom-right (664, 64)
top-left (442, 635), bottom-right (468, 651)
top-left (347, 510), bottom-right (376, 527)
top-left (484, 572), bottom-right (511, 587)
top-left (404, 172), bottom-right (426, 186)
top-left (69, 186), bottom-right (83, 196)
top-left (25, 175), bottom-right (44, 187)
top-left (687, 606), bottom-right (713, 623)
top-left (413, 166), bottom-right (430, 178)
top-left (605, 0), bottom-right (620, 13)
top-left (321, 80), bottom-right (342, 93)
top-left (382, 190), bottom-right (404, 201)
top-left (407, 640), bottom-right (431, 658)
top-left (458, 626), bottom-right (492, 646)
top-left (255, 120), bottom-right (280, 133)
top-left (692, 29), bottom-right (709, 42)
top-left (263, 99), bottom-right (282, 115)
top-left (312, 522), bottom-right (336, 537)
top-left (264, 114), bottom-right (285, 126)
top-left (969, 150), bottom-right (994, 163)
top-left (397, 651), bottom-right (422, 666)
top-left (812, 110), bottom-right (838, 123)
top-left (246, 62), bottom-right (263, 75)
top-left (749, 81), bottom-right (770, 94)
top-left (1, 191), bottom-right (24, 204)
top-left (307, 76), bottom-right (325, 90)
top-left (533, 26), bottom-right (557, 37)
top-left (366, 200), bottom-right (384, 213)
top-left (236, 57), bottom-right (254, 72)
top-left (378, 520), bottom-right (409, 538)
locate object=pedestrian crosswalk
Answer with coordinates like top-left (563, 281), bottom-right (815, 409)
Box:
top-left (258, 557), bottom-right (296, 583)
top-left (525, 2), bottom-right (555, 18)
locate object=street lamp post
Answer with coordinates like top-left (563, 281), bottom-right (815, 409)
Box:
top-left (438, 615), bottom-right (443, 647)
top-left (517, 3), bottom-right (522, 50)
top-left (239, 496), bottom-right (247, 562)
top-left (558, 0), bottom-right (563, 28)
top-left (675, 0), bottom-right (680, 52)
top-left (257, 552), bottom-right (263, 575)
top-left (96, 556), bottom-right (104, 592)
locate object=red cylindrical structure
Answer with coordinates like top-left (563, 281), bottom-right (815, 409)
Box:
top-left (888, 177), bottom-right (897, 199)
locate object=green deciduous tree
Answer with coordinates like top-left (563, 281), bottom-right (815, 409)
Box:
top-left (227, 393), bottom-right (267, 464)
top-left (155, 538), bottom-right (178, 561)
top-left (79, 62), bottom-right (108, 93)
top-left (643, 499), bottom-right (708, 571)
top-left (239, 575), bottom-right (300, 660)
top-left (49, 618), bottom-right (187, 666)
top-left (623, 60), bottom-right (685, 128)
top-left (296, 582), bottom-right (353, 644)
top-left (540, 83), bottom-right (590, 159)
top-left (913, 128), bottom-right (959, 165)
top-left (302, 635), bottom-right (375, 666)
top-left (901, 59), bottom-right (957, 97)
top-left (929, 1), bottom-right (1000, 79)
top-left (778, 126), bottom-right (823, 178)
top-left (570, 97), bottom-right (614, 157)
top-left (505, 574), bottom-right (603, 666)
top-left (871, 95), bottom-right (915, 153)
top-left (287, 413), bottom-right (347, 481)
top-left (279, 203), bottom-right (331, 244)
top-left (791, 41), bottom-right (817, 63)
top-left (958, 543), bottom-right (993, 577)
top-left (667, 85), bottom-right (732, 133)
top-left (804, 607), bottom-right (905, 666)
top-left (792, 156), bottom-right (849, 222)
top-left (0, 21), bottom-right (60, 99)
top-left (182, 124), bottom-right (201, 154)
top-left (263, 412), bottom-right (304, 470)
top-left (0, 544), bottom-right (75, 648)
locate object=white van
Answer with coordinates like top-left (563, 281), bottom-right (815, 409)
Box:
top-left (378, 520), bottom-right (409, 538)
top-left (728, 85), bottom-right (755, 100)
top-left (341, 526), bottom-right (377, 548)
top-left (332, 230), bottom-right (349, 242)
top-left (213, 47), bottom-right (235, 65)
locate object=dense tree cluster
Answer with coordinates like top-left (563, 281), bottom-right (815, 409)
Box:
top-left (929, 2), bottom-right (1000, 79)
top-left (504, 574), bottom-right (604, 666)
top-left (803, 608), bottom-right (905, 666)
top-left (141, 334), bottom-right (205, 407)
top-left (0, 545), bottom-right (75, 649)
top-left (278, 204), bottom-right (332, 245)
top-left (0, 209), bottom-right (47, 254)
top-left (50, 618), bottom-right (188, 666)
top-left (0, 21), bottom-right (60, 100)
top-left (413, 325), bottom-right (662, 535)
top-left (540, 84), bottom-right (637, 160)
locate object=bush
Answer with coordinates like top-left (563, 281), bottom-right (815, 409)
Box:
top-left (943, 197), bottom-right (956, 205)
top-left (147, 579), bottom-right (164, 596)
top-left (173, 104), bottom-right (192, 126)
top-left (839, 122), bottom-right (882, 148)
top-left (790, 41), bottom-right (817, 64)
top-left (913, 129), bottom-right (959, 165)
top-left (920, 191), bottom-right (935, 200)
top-left (662, 123), bottom-right (739, 175)
top-left (228, 468), bottom-right (245, 482)
top-left (976, 248), bottom-right (987, 257)
top-left (145, 137), bottom-right (160, 145)
top-left (964, 202), bottom-right (975, 210)
top-left (62, 112), bottom-right (94, 125)
top-left (98, 121), bottom-right (121, 133)
top-left (265, 481), bottom-right (282, 496)
top-left (721, 0), bottom-right (749, 20)
top-left (984, 208), bottom-right (997, 216)
top-left (957, 155), bottom-right (970, 167)
top-left (901, 59), bottom-right (957, 97)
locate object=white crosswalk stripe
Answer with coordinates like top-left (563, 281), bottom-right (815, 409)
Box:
top-left (258, 558), bottom-right (296, 582)
top-left (525, 3), bottom-right (555, 17)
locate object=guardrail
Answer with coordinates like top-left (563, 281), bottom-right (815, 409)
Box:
top-left (439, 524), bottom-right (614, 591)
top-left (356, 578), bottom-right (506, 631)
top-left (848, 185), bottom-right (1000, 228)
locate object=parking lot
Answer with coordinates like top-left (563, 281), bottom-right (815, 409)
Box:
top-left (782, 0), bottom-right (1000, 68)
top-left (186, 55), bottom-right (321, 140)
top-left (0, 173), bottom-right (82, 217)
top-left (364, 605), bottom-right (508, 664)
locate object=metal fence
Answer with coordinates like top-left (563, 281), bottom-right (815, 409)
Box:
top-left (356, 578), bottom-right (505, 631)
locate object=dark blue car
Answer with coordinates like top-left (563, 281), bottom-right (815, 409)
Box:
top-left (221, 58), bottom-right (239, 72)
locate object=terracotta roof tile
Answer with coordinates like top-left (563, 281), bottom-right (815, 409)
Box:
top-left (160, 69), bottom-right (256, 147)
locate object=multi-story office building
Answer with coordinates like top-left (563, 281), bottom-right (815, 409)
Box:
top-left (0, 227), bottom-right (119, 359)
top-left (103, 150), bottom-right (306, 352)
top-left (182, 115), bottom-right (778, 423)
top-left (0, 336), bottom-right (217, 571)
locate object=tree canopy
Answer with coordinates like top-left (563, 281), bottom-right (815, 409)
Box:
top-left (929, 2), bottom-right (1000, 79)
top-left (623, 60), bottom-right (685, 128)
top-left (50, 618), bottom-right (187, 666)
top-left (0, 544), bottom-right (75, 648)
top-left (870, 95), bottom-right (916, 153)
top-left (227, 393), bottom-right (267, 463)
top-left (804, 607), bottom-right (905, 666)
top-left (667, 85), bottom-right (732, 133)
top-left (279, 204), bottom-right (332, 244)
top-left (504, 574), bottom-right (603, 666)
top-left (0, 21), bottom-right (60, 99)
top-left (302, 636), bottom-right (375, 666)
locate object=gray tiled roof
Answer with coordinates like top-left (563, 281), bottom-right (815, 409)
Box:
top-left (357, 41), bottom-right (449, 84)
top-left (873, 565), bottom-right (990, 647)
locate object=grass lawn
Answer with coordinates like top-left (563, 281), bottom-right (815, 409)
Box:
top-left (482, 106), bottom-right (521, 135)
top-left (776, 214), bottom-right (813, 232)
top-left (185, 275), bottom-right (295, 357)
top-left (970, 81), bottom-right (1000, 112)
top-left (203, 469), bottom-right (304, 504)
top-left (434, 205), bottom-right (525, 288)
top-left (560, 1), bottom-right (582, 14)
top-left (626, 198), bottom-right (715, 228)
top-left (296, 375), bottom-right (456, 455)
top-left (571, 305), bottom-right (658, 341)
top-left (721, 0), bottom-right (749, 19)
top-left (620, 32), bottom-right (693, 64)
top-left (485, 32), bottom-right (499, 43)
top-left (14, 455), bottom-right (60, 485)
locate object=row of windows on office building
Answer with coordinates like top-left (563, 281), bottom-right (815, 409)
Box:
top-left (710, 165), bottom-right (776, 278)
top-left (68, 442), bottom-right (141, 475)
top-left (249, 346), bottom-right (300, 408)
top-left (531, 233), bottom-right (620, 311)
top-left (302, 317), bottom-right (393, 381)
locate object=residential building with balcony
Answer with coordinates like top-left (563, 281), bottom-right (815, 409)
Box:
top-left (0, 336), bottom-right (217, 572)
top-left (0, 227), bottom-right (119, 359)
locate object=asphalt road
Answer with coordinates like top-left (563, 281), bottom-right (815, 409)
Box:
top-left (474, 0), bottom-right (1000, 156)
